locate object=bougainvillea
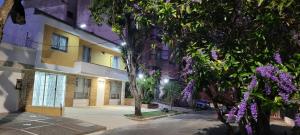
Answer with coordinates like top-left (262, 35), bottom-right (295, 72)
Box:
top-left (248, 76), bottom-right (257, 90)
top-left (274, 52), bottom-right (282, 64)
top-left (182, 56), bottom-right (193, 77)
top-left (227, 107), bottom-right (237, 122)
top-left (227, 64), bottom-right (298, 134)
top-left (250, 103), bottom-right (258, 122)
top-left (245, 124), bottom-right (253, 135)
top-left (182, 80), bottom-right (195, 100)
top-left (295, 114), bottom-right (300, 127)
top-left (211, 50), bottom-right (218, 60)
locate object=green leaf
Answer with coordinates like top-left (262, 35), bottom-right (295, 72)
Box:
top-left (258, 0), bottom-right (264, 6)
top-left (186, 5), bottom-right (192, 14)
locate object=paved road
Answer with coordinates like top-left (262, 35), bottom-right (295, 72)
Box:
top-left (99, 111), bottom-right (225, 135)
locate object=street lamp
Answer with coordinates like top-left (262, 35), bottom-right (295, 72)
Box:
top-left (121, 42), bottom-right (126, 46)
top-left (163, 78), bottom-right (169, 84)
top-left (138, 73), bottom-right (144, 79)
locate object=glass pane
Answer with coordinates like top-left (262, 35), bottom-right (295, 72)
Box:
top-left (32, 72), bottom-right (46, 106)
top-left (82, 46), bottom-right (91, 62)
top-left (74, 78), bottom-right (84, 99)
top-left (55, 75), bottom-right (66, 107)
top-left (51, 34), bottom-right (59, 49)
top-left (43, 74), bottom-right (56, 107)
top-left (59, 37), bottom-right (67, 51)
top-left (112, 56), bottom-right (119, 69)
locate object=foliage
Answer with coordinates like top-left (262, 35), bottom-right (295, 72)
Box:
top-left (137, 71), bottom-right (160, 104)
top-left (143, 0), bottom-right (300, 134)
top-left (162, 81), bottom-right (182, 104)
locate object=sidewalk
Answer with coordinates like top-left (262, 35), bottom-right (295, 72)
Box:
top-left (0, 112), bottom-right (106, 135)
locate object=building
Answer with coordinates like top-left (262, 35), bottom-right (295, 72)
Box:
top-left (0, 7), bottom-right (128, 116)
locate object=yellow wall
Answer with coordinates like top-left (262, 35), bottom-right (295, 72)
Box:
top-left (79, 40), bottom-right (126, 70)
top-left (42, 25), bottom-right (126, 70)
top-left (42, 25), bottom-right (80, 67)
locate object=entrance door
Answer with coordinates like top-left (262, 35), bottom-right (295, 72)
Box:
top-left (96, 80), bottom-right (105, 106)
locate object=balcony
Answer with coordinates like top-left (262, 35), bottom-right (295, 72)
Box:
top-left (74, 61), bottom-right (128, 81)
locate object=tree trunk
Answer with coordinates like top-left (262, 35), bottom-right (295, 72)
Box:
top-left (126, 49), bottom-right (142, 116)
top-left (206, 84), bottom-right (234, 135)
top-left (256, 107), bottom-right (271, 135)
top-left (0, 0), bottom-right (14, 41)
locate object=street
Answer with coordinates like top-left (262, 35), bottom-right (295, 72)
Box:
top-left (100, 111), bottom-right (225, 135)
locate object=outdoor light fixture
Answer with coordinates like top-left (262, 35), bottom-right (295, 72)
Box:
top-left (80, 23), bottom-right (87, 29)
top-left (163, 78), bottom-right (169, 84)
top-left (121, 42), bottom-right (126, 46)
top-left (138, 73), bottom-right (144, 79)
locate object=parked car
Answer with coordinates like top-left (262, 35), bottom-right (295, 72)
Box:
top-left (195, 100), bottom-right (210, 110)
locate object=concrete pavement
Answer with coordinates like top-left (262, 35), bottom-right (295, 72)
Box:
top-left (64, 106), bottom-right (158, 130)
top-left (0, 112), bottom-right (106, 135)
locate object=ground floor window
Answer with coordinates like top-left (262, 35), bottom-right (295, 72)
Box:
top-left (32, 72), bottom-right (66, 107)
top-left (110, 81), bottom-right (122, 99)
top-left (74, 78), bottom-right (91, 99)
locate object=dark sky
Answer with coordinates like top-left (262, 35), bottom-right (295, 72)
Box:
top-left (0, 0), bottom-right (3, 6)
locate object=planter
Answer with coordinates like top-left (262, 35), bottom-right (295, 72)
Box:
top-left (124, 98), bottom-right (134, 106)
top-left (142, 103), bottom-right (159, 109)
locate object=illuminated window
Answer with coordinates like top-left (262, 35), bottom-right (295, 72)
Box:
top-left (51, 33), bottom-right (68, 52)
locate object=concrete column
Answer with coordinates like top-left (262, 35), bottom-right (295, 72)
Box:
top-left (120, 81), bottom-right (125, 105)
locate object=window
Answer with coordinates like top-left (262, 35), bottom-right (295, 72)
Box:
top-left (51, 33), bottom-right (68, 52)
top-left (82, 46), bottom-right (91, 63)
top-left (67, 11), bottom-right (74, 19)
top-left (32, 72), bottom-right (66, 107)
top-left (74, 78), bottom-right (91, 99)
top-left (111, 56), bottom-right (120, 69)
top-left (110, 81), bottom-right (122, 99)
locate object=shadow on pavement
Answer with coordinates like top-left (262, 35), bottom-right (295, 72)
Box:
top-left (194, 124), bottom-right (293, 135)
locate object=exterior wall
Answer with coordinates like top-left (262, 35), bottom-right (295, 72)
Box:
top-left (89, 78), bottom-right (97, 106)
top-left (24, 70), bottom-right (64, 116)
top-left (26, 106), bottom-right (63, 116)
top-left (65, 75), bottom-right (76, 107)
top-left (78, 40), bottom-right (125, 71)
top-left (0, 70), bottom-right (22, 113)
top-left (42, 25), bottom-right (80, 67)
top-left (0, 43), bottom-right (36, 66)
top-left (104, 80), bottom-right (110, 105)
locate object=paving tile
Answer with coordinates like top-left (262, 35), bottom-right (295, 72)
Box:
top-left (24, 125), bottom-right (78, 135)
top-left (0, 128), bottom-right (31, 135)
top-left (1, 121), bottom-right (50, 129)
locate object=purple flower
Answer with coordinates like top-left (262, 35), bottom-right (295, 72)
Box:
top-left (274, 52), bottom-right (282, 64)
top-left (250, 103), bottom-right (258, 122)
top-left (182, 80), bottom-right (195, 100)
top-left (245, 124), bottom-right (253, 135)
top-left (295, 114), bottom-right (300, 127)
top-left (278, 72), bottom-right (296, 94)
top-left (256, 65), bottom-right (279, 82)
top-left (211, 50), bottom-right (218, 60)
top-left (279, 92), bottom-right (289, 103)
top-left (236, 100), bottom-right (247, 122)
top-left (243, 92), bottom-right (250, 101)
top-left (248, 76), bottom-right (257, 90)
top-left (264, 83), bottom-right (271, 95)
top-left (149, 70), bottom-right (155, 75)
top-left (182, 56), bottom-right (193, 77)
top-left (227, 107), bottom-right (237, 122)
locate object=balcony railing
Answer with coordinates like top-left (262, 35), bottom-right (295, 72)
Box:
top-left (74, 61), bottom-right (128, 81)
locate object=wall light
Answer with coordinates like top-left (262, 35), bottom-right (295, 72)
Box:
top-left (80, 23), bottom-right (87, 29)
